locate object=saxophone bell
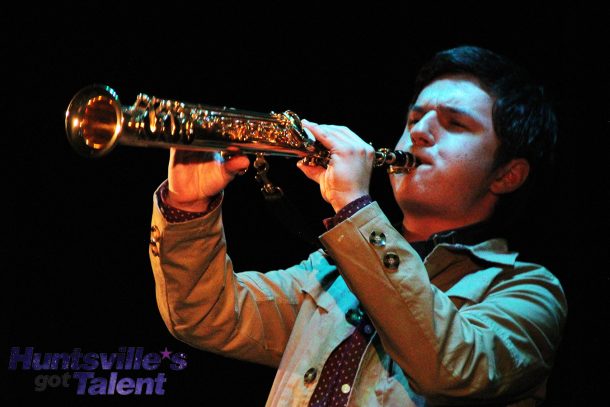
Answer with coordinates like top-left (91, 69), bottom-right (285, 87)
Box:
top-left (65, 85), bottom-right (124, 158)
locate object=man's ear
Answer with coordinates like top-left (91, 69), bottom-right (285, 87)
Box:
top-left (490, 158), bottom-right (530, 194)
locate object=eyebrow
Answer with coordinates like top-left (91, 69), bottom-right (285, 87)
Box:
top-left (408, 104), bottom-right (482, 125)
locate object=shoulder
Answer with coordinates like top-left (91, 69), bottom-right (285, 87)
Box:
top-left (444, 240), bottom-right (566, 311)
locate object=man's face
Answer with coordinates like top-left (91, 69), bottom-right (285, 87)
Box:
top-left (391, 75), bottom-right (501, 220)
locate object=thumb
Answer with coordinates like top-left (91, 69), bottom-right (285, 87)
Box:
top-left (297, 160), bottom-right (324, 184)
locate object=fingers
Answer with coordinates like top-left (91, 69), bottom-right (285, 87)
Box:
top-left (169, 148), bottom-right (249, 176)
top-left (302, 119), bottom-right (340, 150)
top-left (170, 148), bottom-right (216, 165)
top-left (301, 119), bottom-right (370, 154)
top-left (223, 154), bottom-right (250, 176)
top-left (296, 160), bottom-right (324, 184)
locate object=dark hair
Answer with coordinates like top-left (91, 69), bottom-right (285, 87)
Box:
top-left (412, 45), bottom-right (558, 222)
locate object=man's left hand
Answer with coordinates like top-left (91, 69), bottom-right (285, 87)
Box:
top-left (297, 119), bottom-right (374, 213)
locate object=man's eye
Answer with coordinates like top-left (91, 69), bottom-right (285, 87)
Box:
top-left (449, 120), bottom-right (466, 129)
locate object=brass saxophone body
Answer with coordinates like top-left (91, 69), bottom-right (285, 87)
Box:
top-left (65, 85), bottom-right (419, 172)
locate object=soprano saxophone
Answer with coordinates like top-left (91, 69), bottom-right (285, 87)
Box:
top-left (65, 85), bottom-right (419, 173)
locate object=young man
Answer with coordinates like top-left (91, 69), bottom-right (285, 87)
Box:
top-left (148, 46), bottom-right (567, 406)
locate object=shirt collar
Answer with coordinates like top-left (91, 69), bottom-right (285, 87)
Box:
top-left (407, 220), bottom-right (498, 260)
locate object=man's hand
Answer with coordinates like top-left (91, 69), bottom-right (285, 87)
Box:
top-left (297, 120), bottom-right (374, 213)
top-left (167, 148), bottom-right (250, 212)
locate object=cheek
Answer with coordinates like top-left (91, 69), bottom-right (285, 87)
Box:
top-left (437, 137), bottom-right (494, 174)
top-left (441, 136), bottom-right (496, 168)
top-left (437, 143), bottom-right (497, 189)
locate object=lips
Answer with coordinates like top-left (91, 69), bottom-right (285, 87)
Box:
top-left (408, 151), bottom-right (433, 166)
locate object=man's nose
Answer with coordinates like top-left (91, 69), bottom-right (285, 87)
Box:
top-left (410, 112), bottom-right (436, 147)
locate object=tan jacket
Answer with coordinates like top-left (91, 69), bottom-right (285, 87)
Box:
top-left (149, 190), bottom-right (567, 406)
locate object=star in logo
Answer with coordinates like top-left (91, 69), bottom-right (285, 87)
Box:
top-left (160, 347), bottom-right (172, 359)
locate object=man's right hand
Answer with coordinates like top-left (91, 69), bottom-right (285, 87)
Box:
top-left (167, 148), bottom-right (250, 212)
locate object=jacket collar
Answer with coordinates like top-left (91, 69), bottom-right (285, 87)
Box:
top-left (424, 238), bottom-right (519, 281)
top-left (304, 238), bottom-right (518, 310)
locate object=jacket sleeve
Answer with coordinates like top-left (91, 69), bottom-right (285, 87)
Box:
top-left (319, 202), bottom-right (567, 403)
top-left (149, 188), bottom-right (314, 368)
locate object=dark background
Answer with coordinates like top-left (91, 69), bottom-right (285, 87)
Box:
top-left (2, 3), bottom-right (607, 406)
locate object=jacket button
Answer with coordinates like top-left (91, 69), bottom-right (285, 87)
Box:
top-left (383, 252), bottom-right (400, 270)
top-left (369, 231), bottom-right (386, 247)
top-left (346, 308), bottom-right (364, 325)
top-left (150, 225), bottom-right (161, 257)
top-left (303, 367), bottom-right (317, 384)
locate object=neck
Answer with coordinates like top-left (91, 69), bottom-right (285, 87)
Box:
top-left (401, 210), bottom-right (493, 242)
